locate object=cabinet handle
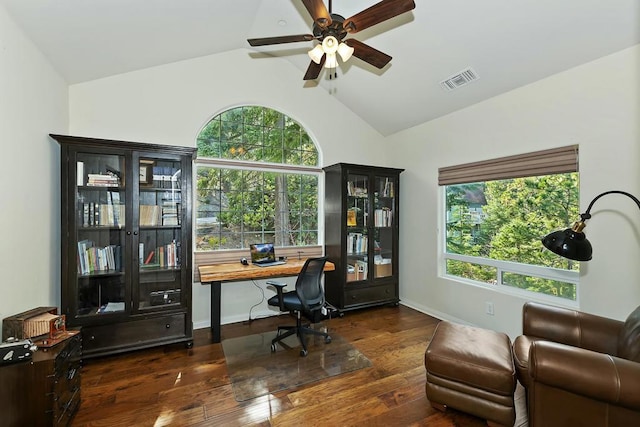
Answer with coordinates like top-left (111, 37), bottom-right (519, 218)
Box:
top-left (126, 231), bottom-right (132, 236)
top-left (166, 324), bottom-right (171, 329)
top-left (68, 368), bottom-right (77, 380)
top-left (133, 231), bottom-right (139, 236)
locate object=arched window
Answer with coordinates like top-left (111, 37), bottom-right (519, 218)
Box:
top-left (194, 106), bottom-right (321, 265)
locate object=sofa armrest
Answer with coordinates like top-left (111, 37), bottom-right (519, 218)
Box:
top-left (522, 301), bottom-right (623, 354)
top-left (529, 340), bottom-right (640, 411)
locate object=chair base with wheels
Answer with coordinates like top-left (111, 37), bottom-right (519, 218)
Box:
top-left (270, 309), bottom-right (332, 356)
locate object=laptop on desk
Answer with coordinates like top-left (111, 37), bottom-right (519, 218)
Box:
top-left (249, 243), bottom-right (286, 267)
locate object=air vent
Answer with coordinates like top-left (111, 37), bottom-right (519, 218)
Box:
top-left (440, 67), bottom-right (479, 91)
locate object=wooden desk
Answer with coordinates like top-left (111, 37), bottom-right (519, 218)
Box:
top-left (199, 258), bottom-right (335, 343)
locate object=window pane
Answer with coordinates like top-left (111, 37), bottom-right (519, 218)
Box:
top-left (195, 167), bottom-right (319, 250)
top-left (445, 174), bottom-right (580, 271)
top-left (502, 272), bottom-right (576, 301)
top-left (446, 259), bottom-right (497, 284)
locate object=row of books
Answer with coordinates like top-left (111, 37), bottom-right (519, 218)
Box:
top-left (374, 208), bottom-right (393, 227)
top-left (347, 232), bottom-right (368, 255)
top-left (82, 202), bottom-right (125, 227)
top-left (139, 240), bottom-right (180, 268)
top-left (87, 173), bottom-right (120, 187)
top-left (139, 204), bottom-right (181, 226)
top-left (77, 241), bottom-right (121, 275)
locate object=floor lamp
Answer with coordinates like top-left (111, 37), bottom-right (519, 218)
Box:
top-left (542, 190), bottom-right (640, 261)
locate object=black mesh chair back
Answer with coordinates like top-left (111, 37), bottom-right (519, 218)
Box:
top-left (296, 257), bottom-right (327, 312)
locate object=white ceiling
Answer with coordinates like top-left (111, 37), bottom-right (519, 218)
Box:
top-left (2, 0), bottom-right (639, 136)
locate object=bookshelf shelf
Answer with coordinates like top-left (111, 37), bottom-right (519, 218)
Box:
top-left (53, 134), bottom-right (196, 358)
top-left (324, 163), bottom-right (403, 311)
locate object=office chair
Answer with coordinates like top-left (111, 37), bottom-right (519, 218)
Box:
top-left (266, 256), bottom-right (332, 356)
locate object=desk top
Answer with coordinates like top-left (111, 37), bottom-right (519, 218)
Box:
top-left (198, 258), bottom-right (335, 283)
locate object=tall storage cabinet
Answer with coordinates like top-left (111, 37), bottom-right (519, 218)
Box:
top-left (52, 134), bottom-right (196, 358)
top-left (323, 163), bottom-right (403, 310)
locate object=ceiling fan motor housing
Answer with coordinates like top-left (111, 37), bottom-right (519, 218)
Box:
top-left (313, 13), bottom-right (347, 42)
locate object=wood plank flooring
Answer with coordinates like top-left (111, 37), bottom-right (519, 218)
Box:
top-left (71, 305), bottom-right (488, 426)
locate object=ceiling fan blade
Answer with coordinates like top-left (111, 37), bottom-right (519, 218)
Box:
top-left (345, 39), bottom-right (392, 69)
top-left (302, 0), bottom-right (332, 29)
top-left (247, 34), bottom-right (315, 46)
top-left (343, 0), bottom-right (415, 34)
top-left (303, 56), bottom-right (326, 80)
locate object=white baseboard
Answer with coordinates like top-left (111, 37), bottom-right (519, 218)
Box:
top-left (400, 299), bottom-right (475, 326)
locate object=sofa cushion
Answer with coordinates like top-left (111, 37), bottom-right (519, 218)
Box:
top-left (618, 305), bottom-right (640, 362)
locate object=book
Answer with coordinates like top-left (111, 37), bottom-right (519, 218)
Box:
top-left (144, 250), bottom-right (155, 264)
top-left (347, 208), bottom-right (357, 226)
top-left (77, 161), bottom-right (84, 186)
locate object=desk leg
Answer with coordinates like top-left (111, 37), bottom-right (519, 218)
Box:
top-left (211, 281), bottom-right (222, 343)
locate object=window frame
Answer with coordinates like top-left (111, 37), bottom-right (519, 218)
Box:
top-left (439, 146), bottom-right (580, 307)
top-left (193, 107), bottom-right (323, 279)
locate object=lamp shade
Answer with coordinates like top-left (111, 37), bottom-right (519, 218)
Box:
top-left (337, 42), bottom-right (355, 62)
top-left (541, 228), bottom-right (593, 261)
top-left (308, 44), bottom-right (324, 64)
top-left (324, 52), bottom-right (338, 69)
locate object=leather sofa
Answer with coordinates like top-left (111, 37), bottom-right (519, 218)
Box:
top-left (513, 302), bottom-right (640, 427)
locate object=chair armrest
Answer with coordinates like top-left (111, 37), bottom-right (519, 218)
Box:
top-left (529, 340), bottom-right (640, 411)
top-left (522, 302), bottom-right (623, 354)
top-left (266, 280), bottom-right (287, 311)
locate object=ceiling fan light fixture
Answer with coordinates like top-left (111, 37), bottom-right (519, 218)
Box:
top-left (321, 36), bottom-right (339, 54)
top-left (337, 42), bottom-right (354, 62)
top-left (324, 52), bottom-right (338, 69)
top-left (308, 44), bottom-right (324, 64)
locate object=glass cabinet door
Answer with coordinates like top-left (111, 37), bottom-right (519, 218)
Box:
top-left (346, 172), bottom-right (370, 283)
top-left (136, 155), bottom-right (184, 310)
top-left (75, 152), bottom-right (127, 317)
top-left (373, 175), bottom-right (396, 278)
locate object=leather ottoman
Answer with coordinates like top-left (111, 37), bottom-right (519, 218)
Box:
top-left (425, 321), bottom-right (517, 427)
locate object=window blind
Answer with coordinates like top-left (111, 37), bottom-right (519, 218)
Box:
top-left (438, 145), bottom-right (578, 186)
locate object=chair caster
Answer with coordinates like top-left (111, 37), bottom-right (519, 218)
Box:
top-left (325, 336), bottom-right (332, 344)
top-left (300, 349), bottom-right (308, 357)
top-left (271, 343), bottom-right (277, 352)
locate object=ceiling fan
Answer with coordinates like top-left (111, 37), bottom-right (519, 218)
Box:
top-left (247, 0), bottom-right (416, 80)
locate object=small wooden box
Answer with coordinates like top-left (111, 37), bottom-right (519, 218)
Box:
top-left (375, 263), bottom-right (392, 277)
top-left (2, 307), bottom-right (59, 341)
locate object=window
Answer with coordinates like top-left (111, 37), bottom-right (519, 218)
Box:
top-left (195, 106), bottom-right (321, 269)
top-left (440, 146), bottom-right (580, 302)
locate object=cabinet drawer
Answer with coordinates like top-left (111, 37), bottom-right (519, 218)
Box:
top-left (82, 314), bottom-right (186, 355)
top-left (345, 284), bottom-right (397, 307)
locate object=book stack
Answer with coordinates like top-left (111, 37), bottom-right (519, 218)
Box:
top-left (87, 173), bottom-right (119, 187)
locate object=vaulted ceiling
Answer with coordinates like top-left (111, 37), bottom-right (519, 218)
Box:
top-left (2, 0), bottom-right (639, 136)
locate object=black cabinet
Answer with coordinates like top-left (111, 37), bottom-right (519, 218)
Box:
top-left (52, 134), bottom-right (196, 357)
top-left (0, 334), bottom-right (82, 426)
top-left (323, 163), bottom-right (403, 310)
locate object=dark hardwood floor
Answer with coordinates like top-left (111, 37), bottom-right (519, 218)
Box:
top-left (71, 305), bottom-right (488, 426)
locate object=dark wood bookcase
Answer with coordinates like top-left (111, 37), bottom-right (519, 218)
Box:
top-left (323, 163), bottom-right (403, 310)
top-left (52, 134), bottom-right (196, 358)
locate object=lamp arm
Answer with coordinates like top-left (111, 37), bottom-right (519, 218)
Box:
top-left (581, 190), bottom-right (640, 221)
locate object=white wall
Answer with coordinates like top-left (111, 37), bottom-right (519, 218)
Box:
top-left (68, 49), bottom-right (387, 329)
top-left (387, 44), bottom-right (640, 338)
top-left (0, 5), bottom-right (69, 321)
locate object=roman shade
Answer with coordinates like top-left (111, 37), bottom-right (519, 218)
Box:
top-left (438, 145), bottom-right (578, 186)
